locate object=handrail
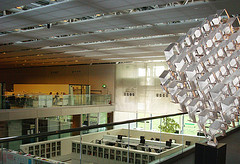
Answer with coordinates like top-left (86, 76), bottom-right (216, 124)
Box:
top-left (0, 112), bottom-right (187, 143)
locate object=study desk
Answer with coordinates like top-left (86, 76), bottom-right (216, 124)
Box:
top-left (103, 139), bottom-right (167, 153)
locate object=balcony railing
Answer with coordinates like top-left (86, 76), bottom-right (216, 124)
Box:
top-left (0, 112), bottom-right (239, 164)
top-left (0, 94), bottom-right (112, 109)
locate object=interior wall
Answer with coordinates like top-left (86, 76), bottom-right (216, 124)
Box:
top-left (14, 84), bottom-right (69, 94)
top-left (113, 111), bottom-right (137, 129)
top-left (115, 62), bottom-right (180, 115)
top-left (0, 64), bottom-right (115, 100)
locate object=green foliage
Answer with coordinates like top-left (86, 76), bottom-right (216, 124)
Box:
top-left (158, 117), bottom-right (180, 133)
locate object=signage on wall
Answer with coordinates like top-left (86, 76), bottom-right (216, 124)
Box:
top-left (124, 88), bottom-right (136, 96)
top-left (124, 92), bottom-right (135, 96)
top-left (156, 93), bottom-right (168, 98)
top-left (102, 84), bottom-right (107, 88)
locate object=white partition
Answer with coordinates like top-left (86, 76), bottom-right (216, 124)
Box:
top-left (20, 128), bottom-right (205, 164)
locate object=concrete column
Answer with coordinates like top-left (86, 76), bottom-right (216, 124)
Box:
top-left (35, 118), bottom-right (39, 142)
top-left (181, 115), bottom-right (184, 134)
top-left (35, 118), bottom-right (39, 134)
top-left (80, 114), bottom-right (82, 127)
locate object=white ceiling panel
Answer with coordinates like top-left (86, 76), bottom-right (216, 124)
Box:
top-left (102, 45), bottom-right (167, 55)
top-left (0, 0), bottom-right (38, 11)
top-left (1, 0), bottom-right (238, 43)
top-left (0, 0), bottom-right (239, 69)
top-left (0, 0), bottom-right (183, 32)
top-left (0, 53), bottom-right (71, 63)
top-left (46, 35), bottom-right (179, 52)
top-left (43, 21), bottom-right (197, 45)
top-left (0, 21), bottom-right (199, 48)
top-left (0, 48), bottom-right (166, 64)
top-left (0, 3), bottom-right (213, 42)
top-left (0, 49), bottom-right (52, 57)
top-left (0, 34), bottom-right (28, 43)
top-left (0, 41), bottom-right (54, 51)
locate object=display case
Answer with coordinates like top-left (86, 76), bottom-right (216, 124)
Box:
top-left (51, 142), bottom-right (56, 157)
top-left (46, 143), bottom-right (51, 158)
top-left (77, 143), bottom-right (80, 153)
top-left (87, 145), bottom-right (92, 155)
top-left (98, 147), bottom-right (103, 158)
top-left (149, 155), bottom-right (155, 162)
top-left (116, 150), bottom-right (121, 161)
top-left (41, 144), bottom-right (45, 157)
top-left (142, 154), bottom-right (148, 164)
top-left (71, 140), bottom-right (180, 164)
top-left (129, 152), bottom-right (135, 163)
top-left (104, 148), bottom-right (109, 159)
top-left (122, 151), bottom-right (127, 162)
top-left (22, 141), bottom-right (61, 159)
top-left (82, 144), bottom-right (87, 154)
top-left (57, 141), bottom-right (61, 156)
top-left (110, 149), bottom-right (115, 160)
top-left (35, 145), bottom-right (39, 156)
top-left (29, 146), bottom-right (34, 155)
top-left (72, 143), bottom-right (76, 153)
top-left (135, 153), bottom-right (141, 164)
top-left (93, 146), bottom-right (98, 156)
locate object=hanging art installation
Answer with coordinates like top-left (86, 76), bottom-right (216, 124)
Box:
top-left (159, 9), bottom-right (240, 146)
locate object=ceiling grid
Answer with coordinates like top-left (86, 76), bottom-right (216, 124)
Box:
top-left (0, 0), bottom-right (239, 68)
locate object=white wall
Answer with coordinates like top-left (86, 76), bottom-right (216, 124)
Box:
top-left (113, 111), bottom-right (137, 129)
top-left (115, 62), bottom-right (180, 115)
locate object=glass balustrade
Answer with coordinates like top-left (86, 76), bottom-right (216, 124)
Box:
top-left (0, 113), bottom-right (239, 164)
top-left (0, 94), bottom-right (112, 110)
